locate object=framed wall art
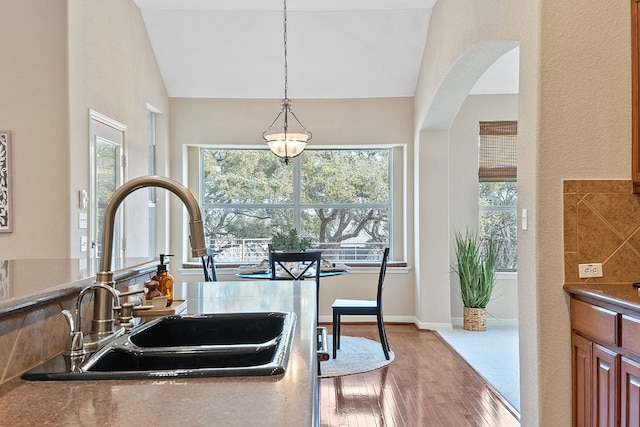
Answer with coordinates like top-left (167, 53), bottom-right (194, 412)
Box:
top-left (0, 131), bottom-right (11, 232)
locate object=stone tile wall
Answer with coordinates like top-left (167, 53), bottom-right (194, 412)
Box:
top-left (564, 180), bottom-right (640, 283)
top-left (0, 295), bottom-right (78, 383)
top-left (0, 275), bottom-right (148, 384)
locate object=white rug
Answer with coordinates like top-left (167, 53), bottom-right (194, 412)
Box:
top-left (319, 335), bottom-right (394, 378)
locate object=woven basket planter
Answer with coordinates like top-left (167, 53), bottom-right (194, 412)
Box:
top-left (463, 307), bottom-right (487, 331)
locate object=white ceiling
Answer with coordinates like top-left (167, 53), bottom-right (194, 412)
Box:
top-left (133, 0), bottom-right (518, 99)
top-left (471, 47), bottom-right (519, 95)
top-left (133, 0), bottom-right (435, 99)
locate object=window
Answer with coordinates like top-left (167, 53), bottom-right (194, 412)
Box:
top-left (200, 148), bottom-right (391, 263)
top-left (478, 121), bottom-right (517, 271)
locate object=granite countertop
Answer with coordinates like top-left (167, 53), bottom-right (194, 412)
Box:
top-left (0, 280), bottom-right (318, 427)
top-left (0, 258), bottom-right (157, 316)
top-left (564, 281), bottom-right (640, 312)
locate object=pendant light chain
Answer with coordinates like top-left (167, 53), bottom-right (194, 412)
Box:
top-left (283, 0), bottom-right (288, 101)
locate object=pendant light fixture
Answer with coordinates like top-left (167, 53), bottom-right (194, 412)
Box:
top-left (263, 0), bottom-right (312, 165)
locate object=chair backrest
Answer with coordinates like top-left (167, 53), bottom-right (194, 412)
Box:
top-left (376, 248), bottom-right (390, 306)
top-left (269, 250), bottom-right (322, 283)
top-left (202, 247), bottom-right (218, 282)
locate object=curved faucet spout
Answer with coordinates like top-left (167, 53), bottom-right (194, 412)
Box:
top-left (100, 175), bottom-right (207, 272)
top-left (93, 175), bottom-right (207, 337)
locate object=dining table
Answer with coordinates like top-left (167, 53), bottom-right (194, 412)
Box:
top-left (234, 258), bottom-right (350, 280)
top-left (235, 269), bottom-right (349, 279)
top-left (235, 262), bottom-right (350, 332)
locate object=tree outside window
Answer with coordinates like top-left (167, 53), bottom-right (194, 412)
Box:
top-left (479, 182), bottom-right (517, 270)
top-left (200, 148), bottom-right (390, 262)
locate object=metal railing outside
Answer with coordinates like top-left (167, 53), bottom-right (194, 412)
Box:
top-left (208, 238), bottom-right (386, 263)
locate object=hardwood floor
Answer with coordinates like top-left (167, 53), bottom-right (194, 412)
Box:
top-left (319, 324), bottom-right (520, 427)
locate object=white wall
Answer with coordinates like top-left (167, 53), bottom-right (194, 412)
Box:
top-left (0, 0), bottom-right (70, 259)
top-left (0, 0), bottom-right (170, 263)
top-left (67, 0), bottom-right (171, 260)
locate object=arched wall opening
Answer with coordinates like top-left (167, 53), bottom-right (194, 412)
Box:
top-left (414, 38), bottom-right (520, 329)
top-left (413, 34), bottom-right (522, 414)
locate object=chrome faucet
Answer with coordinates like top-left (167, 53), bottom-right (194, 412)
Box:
top-left (65, 283), bottom-right (122, 359)
top-left (89, 175), bottom-right (207, 346)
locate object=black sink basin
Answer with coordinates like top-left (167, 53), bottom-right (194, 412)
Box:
top-left (87, 345), bottom-right (276, 372)
top-left (128, 312), bottom-right (288, 348)
top-left (22, 311), bottom-right (296, 380)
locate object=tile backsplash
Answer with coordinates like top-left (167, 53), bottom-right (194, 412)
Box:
top-left (564, 180), bottom-right (640, 283)
top-left (0, 273), bottom-right (150, 385)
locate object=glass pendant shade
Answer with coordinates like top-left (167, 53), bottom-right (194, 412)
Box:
top-left (265, 135), bottom-right (308, 161)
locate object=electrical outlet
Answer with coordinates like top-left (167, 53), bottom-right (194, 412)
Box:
top-left (578, 263), bottom-right (603, 278)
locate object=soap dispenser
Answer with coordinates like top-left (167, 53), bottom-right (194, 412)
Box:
top-left (153, 254), bottom-right (174, 307)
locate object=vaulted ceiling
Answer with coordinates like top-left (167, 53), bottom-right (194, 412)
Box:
top-left (133, 0), bottom-right (518, 99)
top-left (133, 0), bottom-right (436, 99)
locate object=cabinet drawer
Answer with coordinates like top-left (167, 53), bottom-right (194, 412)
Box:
top-left (571, 299), bottom-right (618, 345)
top-left (621, 315), bottom-right (640, 355)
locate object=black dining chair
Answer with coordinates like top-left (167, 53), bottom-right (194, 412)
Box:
top-left (269, 251), bottom-right (322, 315)
top-left (202, 247), bottom-right (218, 282)
top-left (269, 250), bottom-right (325, 375)
top-left (331, 247), bottom-right (390, 360)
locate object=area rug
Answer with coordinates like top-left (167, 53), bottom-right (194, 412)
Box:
top-left (319, 335), bottom-right (394, 378)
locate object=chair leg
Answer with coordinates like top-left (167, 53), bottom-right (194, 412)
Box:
top-left (376, 312), bottom-right (390, 360)
top-left (332, 310), bottom-right (338, 359)
top-left (336, 314), bottom-right (341, 349)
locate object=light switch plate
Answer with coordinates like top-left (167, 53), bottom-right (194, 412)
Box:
top-left (79, 212), bottom-right (87, 229)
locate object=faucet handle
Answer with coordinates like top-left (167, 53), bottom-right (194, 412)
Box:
top-left (62, 309), bottom-right (85, 358)
top-left (61, 309), bottom-right (75, 335)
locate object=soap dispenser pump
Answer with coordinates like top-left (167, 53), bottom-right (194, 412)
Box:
top-left (154, 254), bottom-right (174, 307)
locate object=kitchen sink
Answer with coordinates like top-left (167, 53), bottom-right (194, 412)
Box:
top-left (128, 312), bottom-right (288, 348)
top-left (22, 311), bottom-right (296, 380)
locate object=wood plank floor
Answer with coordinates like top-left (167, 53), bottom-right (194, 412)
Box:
top-left (319, 324), bottom-right (520, 427)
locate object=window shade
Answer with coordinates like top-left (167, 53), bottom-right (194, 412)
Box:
top-left (478, 121), bottom-right (517, 182)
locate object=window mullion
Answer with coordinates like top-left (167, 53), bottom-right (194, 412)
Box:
top-left (293, 156), bottom-right (301, 229)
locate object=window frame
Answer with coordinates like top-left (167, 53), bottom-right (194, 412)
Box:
top-left (197, 147), bottom-right (396, 264)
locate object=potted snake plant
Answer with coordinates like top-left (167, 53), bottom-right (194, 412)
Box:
top-left (453, 229), bottom-right (500, 331)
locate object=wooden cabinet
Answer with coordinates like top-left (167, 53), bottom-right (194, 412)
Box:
top-left (570, 297), bottom-right (640, 426)
top-left (571, 299), bottom-right (618, 427)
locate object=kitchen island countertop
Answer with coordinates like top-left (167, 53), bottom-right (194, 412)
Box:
top-left (0, 280), bottom-right (318, 426)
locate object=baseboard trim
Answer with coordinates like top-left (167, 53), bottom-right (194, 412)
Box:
top-left (317, 315), bottom-right (518, 331)
top-left (415, 320), bottom-right (453, 331)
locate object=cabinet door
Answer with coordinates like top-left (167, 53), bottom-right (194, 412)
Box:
top-left (592, 343), bottom-right (618, 427)
top-left (573, 333), bottom-right (593, 427)
top-left (622, 357), bottom-right (640, 427)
